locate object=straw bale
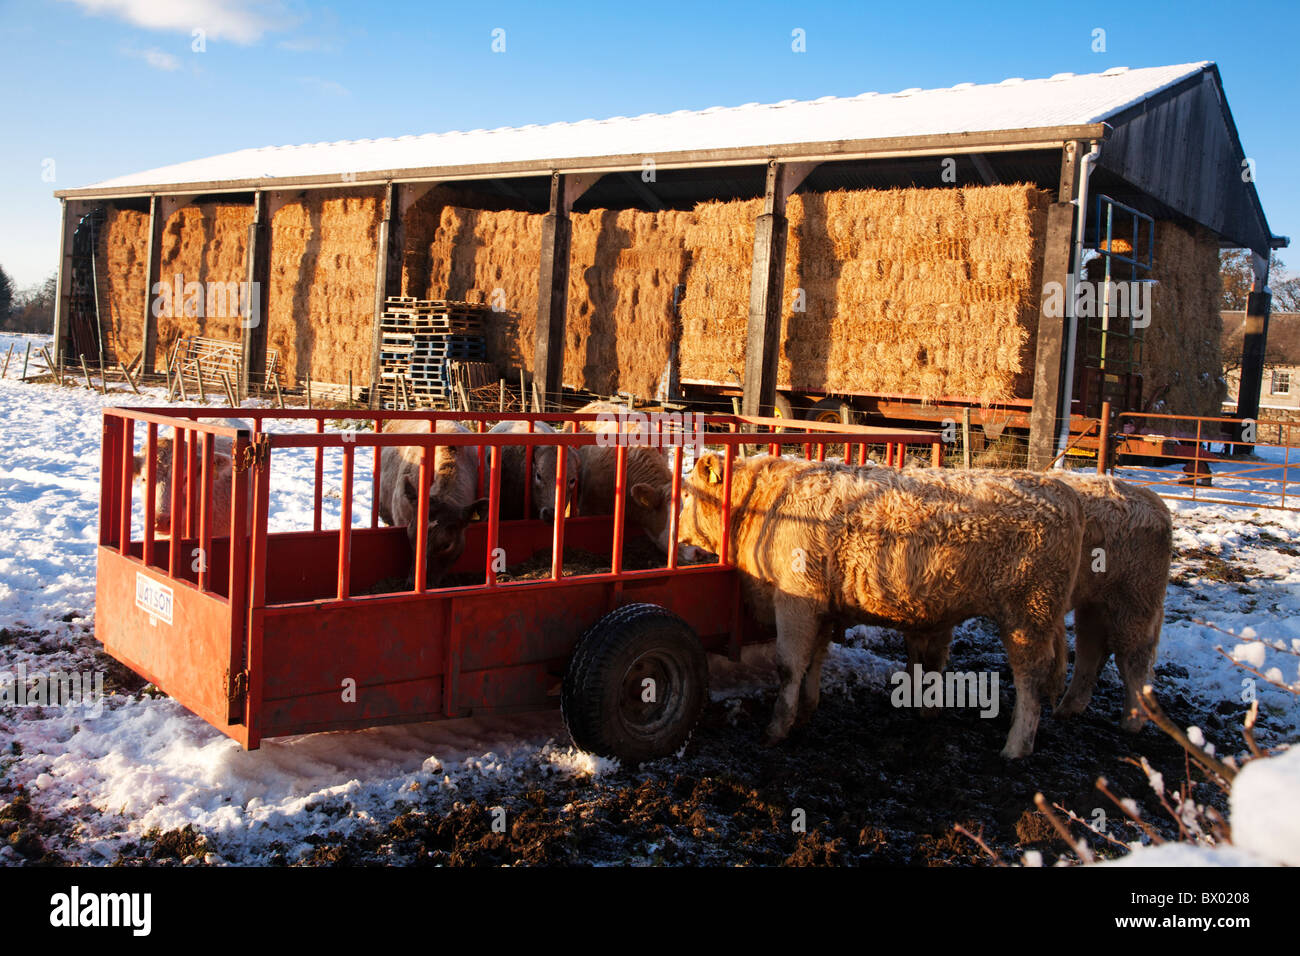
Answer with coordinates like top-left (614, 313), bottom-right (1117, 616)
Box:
top-left (267, 188), bottom-right (381, 385)
top-left (98, 207), bottom-right (149, 364)
top-left (679, 184), bottom-right (1050, 403)
top-left (154, 202), bottom-right (253, 362)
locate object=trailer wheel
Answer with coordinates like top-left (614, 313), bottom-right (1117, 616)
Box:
top-left (772, 393), bottom-right (795, 421)
top-left (805, 397), bottom-right (854, 425)
top-left (562, 603), bottom-right (708, 764)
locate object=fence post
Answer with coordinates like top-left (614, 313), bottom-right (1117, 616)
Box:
top-left (1097, 401), bottom-right (1111, 474)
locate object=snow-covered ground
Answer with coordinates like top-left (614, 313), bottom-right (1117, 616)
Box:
top-left (0, 330), bottom-right (1296, 866)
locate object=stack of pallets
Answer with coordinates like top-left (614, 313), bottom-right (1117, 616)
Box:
top-left (379, 298), bottom-right (490, 406)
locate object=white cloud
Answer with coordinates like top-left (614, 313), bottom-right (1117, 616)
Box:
top-left (59, 0), bottom-right (294, 44)
top-left (125, 46), bottom-right (181, 71)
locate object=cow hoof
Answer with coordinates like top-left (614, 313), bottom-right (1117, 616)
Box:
top-left (761, 728), bottom-right (789, 747)
top-left (999, 742), bottom-right (1033, 760)
top-left (1054, 698), bottom-right (1084, 719)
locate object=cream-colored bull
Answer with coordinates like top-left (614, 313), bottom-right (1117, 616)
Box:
top-left (677, 454), bottom-right (1086, 758)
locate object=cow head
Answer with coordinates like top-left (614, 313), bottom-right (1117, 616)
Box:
top-left (628, 478), bottom-right (708, 563)
top-left (676, 453), bottom-right (727, 559)
top-left (532, 444), bottom-right (580, 522)
top-left (398, 473), bottom-right (488, 585)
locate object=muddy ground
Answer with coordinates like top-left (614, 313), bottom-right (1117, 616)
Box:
top-left (3, 537), bottom-right (1275, 868)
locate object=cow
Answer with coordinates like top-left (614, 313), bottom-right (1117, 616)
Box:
top-left (1052, 473), bottom-right (1172, 730)
top-left (901, 471), bottom-right (1172, 733)
top-left (676, 454), bottom-right (1085, 758)
top-left (572, 400), bottom-right (704, 560)
top-left (377, 418), bottom-right (487, 587)
top-left (486, 420), bottom-right (579, 522)
top-left (132, 419), bottom-right (247, 538)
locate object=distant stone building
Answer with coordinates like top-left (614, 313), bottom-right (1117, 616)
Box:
top-left (1223, 311), bottom-right (1300, 415)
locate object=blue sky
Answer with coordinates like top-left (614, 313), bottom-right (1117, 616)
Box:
top-left (0, 0), bottom-right (1295, 290)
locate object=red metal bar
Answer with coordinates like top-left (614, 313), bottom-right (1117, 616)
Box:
top-left (803, 442), bottom-right (811, 460)
top-left (198, 433), bottom-right (213, 592)
top-left (1194, 418), bottom-right (1203, 503)
top-left (484, 440), bottom-right (503, 586)
top-left (719, 443), bottom-right (734, 567)
top-left (371, 417), bottom-right (382, 529)
top-left (118, 417), bottom-right (134, 556)
top-left (551, 443), bottom-right (567, 580)
top-left (143, 423), bottom-right (157, 567)
top-left (245, 441), bottom-right (272, 746)
top-left (611, 444), bottom-right (627, 576)
top-left (168, 427), bottom-right (184, 577)
top-left (667, 445), bottom-right (683, 571)
top-left (226, 434), bottom-right (250, 724)
top-left (859, 443), bottom-right (868, 466)
top-left (931, 440), bottom-right (942, 468)
top-left (524, 420), bottom-right (535, 519)
top-left (816, 442), bottom-right (826, 463)
top-left (476, 420), bottom-right (487, 500)
top-left (98, 418), bottom-right (112, 548)
top-left (313, 418), bottom-right (325, 533)
top-left (337, 445), bottom-right (354, 601)
top-left (185, 427), bottom-right (198, 539)
top-left (414, 444), bottom-right (431, 593)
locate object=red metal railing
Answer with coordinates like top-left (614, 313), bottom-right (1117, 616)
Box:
top-left (1111, 411), bottom-right (1299, 512)
top-left (101, 408), bottom-right (943, 602)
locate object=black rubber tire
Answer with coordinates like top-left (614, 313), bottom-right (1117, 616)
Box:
top-left (772, 393), bottom-right (795, 422)
top-left (804, 397), bottom-right (855, 425)
top-left (562, 603), bottom-right (708, 764)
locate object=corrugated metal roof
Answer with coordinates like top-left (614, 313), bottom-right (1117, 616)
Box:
top-left (79, 62), bottom-right (1209, 191)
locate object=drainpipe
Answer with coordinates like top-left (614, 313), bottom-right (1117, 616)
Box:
top-left (1054, 140), bottom-right (1103, 467)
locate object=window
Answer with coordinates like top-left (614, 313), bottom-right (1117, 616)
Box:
top-left (1272, 370), bottom-right (1291, 395)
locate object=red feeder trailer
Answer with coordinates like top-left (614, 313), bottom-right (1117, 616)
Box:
top-left (95, 408), bottom-right (940, 762)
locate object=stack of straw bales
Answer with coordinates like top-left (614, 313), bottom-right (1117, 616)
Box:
top-left (1082, 221), bottom-right (1224, 416)
top-left (154, 202), bottom-right (253, 359)
top-left (266, 189), bottom-right (381, 385)
top-left (92, 182), bottom-right (1221, 414)
top-left (678, 184), bottom-right (1051, 404)
top-left (99, 207), bottom-right (149, 363)
top-left (1141, 221), bottom-right (1225, 415)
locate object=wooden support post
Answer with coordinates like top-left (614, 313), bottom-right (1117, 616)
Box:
top-left (1236, 254), bottom-right (1272, 434)
top-left (961, 407), bottom-right (972, 469)
top-left (532, 172), bottom-right (601, 411)
top-left (141, 196), bottom-right (164, 374)
top-left (369, 182), bottom-right (402, 409)
top-left (51, 199), bottom-right (84, 371)
top-left (21, 343), bottom-right (31, 381)
top-left (534, 173), bottom-right (573, 412)
top-left (1, 344), bottom-right (13, 378)
top-left (741, 161), bottom-right (816, 418)
top-left (120, 361), bottom-right (140, 395)
top-left (1028, 142), bottom-right (1086, 470)
top-left (240, 191), bottom-right (272, 401)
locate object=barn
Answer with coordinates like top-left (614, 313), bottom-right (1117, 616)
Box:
top-left (51, 60), bottom-right (1285, 466)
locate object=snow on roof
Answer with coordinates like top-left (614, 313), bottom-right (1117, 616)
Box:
top-left (81, 62), bottom-right (1210, 192)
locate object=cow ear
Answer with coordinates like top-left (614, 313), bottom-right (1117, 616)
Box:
top-left (132, 454), bottom-right (145, 479)
top-left (465, 497), bottom-right (490, 523)
top-left (630, 482), bottom-right (661, 509)
top-left (695, 453), bottom-right (723, 485)
top-left (402, 473), bottom-right (419, 501)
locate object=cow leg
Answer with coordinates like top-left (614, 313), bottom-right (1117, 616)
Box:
top-left (1056, 604), bottom-right (1110, 719)
top-left (905, 627), bottom-right (953, 719)
top-left (795, 620), bottom-right (835, 727)
top-left (998, 616), bottom-right (1064, 759)
top-left (1114, 614), bottom-right (1160, 733)
top-left (765, 598), bottom-right (822, 745)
